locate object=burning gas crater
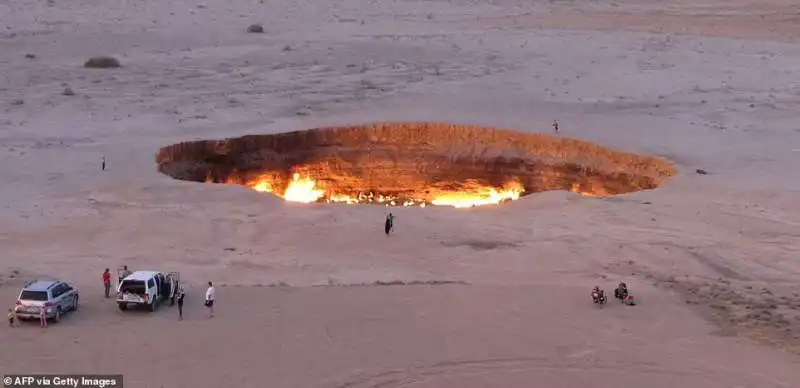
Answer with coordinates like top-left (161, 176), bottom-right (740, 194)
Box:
top-left (156, 123), bottom-right (675, 208)
top-left (220, 172), bottom-right (523, 208)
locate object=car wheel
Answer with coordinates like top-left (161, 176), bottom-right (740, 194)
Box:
top-left (72, 296), bottom-right (79, 312)
top-left (54, 307), bottom-right (62, 323)
top-left (149, 300), bottom-right (157, 312)
top-left (118, 303), bottom-right (128, 311)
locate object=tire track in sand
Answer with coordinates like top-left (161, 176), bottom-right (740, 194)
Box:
top-left (322, 356), bottom-right (770, 388)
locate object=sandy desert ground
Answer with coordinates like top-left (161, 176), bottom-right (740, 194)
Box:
top-left (1, 0), bottom-right (800, 386)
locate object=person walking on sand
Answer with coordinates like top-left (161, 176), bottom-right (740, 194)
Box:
top-left (39, 305), bottom-right (47, 328)
top-left (204, 282), bottom-right (215, 318)
top-left (177, 287), bottom-right (185, 320)
top-left (102, 268), bottom-right (112, 298)
top-left (8, 308), bottom-right (16, 328)
top-left (384, 213), bottom-right (395, 235)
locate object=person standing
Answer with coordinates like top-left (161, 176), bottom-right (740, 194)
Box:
top-left (177, 287), bottom-right (185, 320)
top-left (384, 213), bottom-right (394, 235)
top-left (118, 265), bottom-right (132, 284)
top-left (101, 156), bottom-right (106, 171)
top-left (8, 308), bottom-right (16, 328)
top-left (102, 268), bottom-right (112, 298)
top-left (552, 120), bottom-right (560, 135)
top-left (204, 282), bottom-right (215, 318)
top-left (39, 305), bottom-right (47, 328)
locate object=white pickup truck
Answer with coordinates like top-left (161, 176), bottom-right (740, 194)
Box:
top-left (116, 270), bottom-right (180, 312)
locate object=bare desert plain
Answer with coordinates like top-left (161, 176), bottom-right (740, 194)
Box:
top-left (2, 0), bottom-right (800, 387)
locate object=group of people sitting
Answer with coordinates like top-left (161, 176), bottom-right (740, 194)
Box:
top-left (592, 283), bottom-right (635, 305)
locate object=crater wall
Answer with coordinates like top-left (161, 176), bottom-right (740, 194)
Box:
top-left (156, 122), bottom-right (676, 202)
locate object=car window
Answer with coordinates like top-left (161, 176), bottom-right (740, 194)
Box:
top-left (147, 279), bottom-right (155, 288)
top-left (51, 285), bottom-right (63, 298)
top-left (19, 290), bottom-right (48, 301)
top-left (62, 283), bottom-right (73, 292)
top-left (120, 280), bottom-right (146, 294)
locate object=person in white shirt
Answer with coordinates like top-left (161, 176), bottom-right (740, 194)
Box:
top-left (204, 281), bottom-right (215, 318)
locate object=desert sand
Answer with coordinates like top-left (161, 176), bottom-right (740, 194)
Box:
top-left (1, 0), bottom-right (800, 387)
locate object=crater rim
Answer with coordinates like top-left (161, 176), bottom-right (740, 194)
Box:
top-left (155, 122), bottom-right (676, 208)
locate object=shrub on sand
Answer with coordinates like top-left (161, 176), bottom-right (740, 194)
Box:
top-left (84, 56), bottom-right (121, 69)
top-left (247, 24), bottom-right (264, 33)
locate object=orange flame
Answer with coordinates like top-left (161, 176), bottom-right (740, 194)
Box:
top-left (216, 172), bottom-right (525, 208)
top-left (283, 173), bottom-right (325, 203)
top-left (430, 186), bottom-right (523, 208)
top-left (251, 179), bottom-right (273, 193)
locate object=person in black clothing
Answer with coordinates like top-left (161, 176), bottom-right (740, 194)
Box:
top-left (177, 287), bottom-right (185, 320)
top-left (384, 213), bottom-right (394, 235)
top-left (615, 282), bottom-right (635, 305)
top-left (614, 282), bottom-right (628, 300)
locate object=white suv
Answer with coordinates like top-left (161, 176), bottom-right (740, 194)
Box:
top-left (116, 270), bottom-right (179, 312)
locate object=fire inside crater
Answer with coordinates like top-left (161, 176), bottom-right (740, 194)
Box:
top-left (156, 123), bottom-right (675, 208)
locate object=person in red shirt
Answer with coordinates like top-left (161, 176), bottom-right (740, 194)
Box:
top-left (102, 268), bottom-right (112, 298)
